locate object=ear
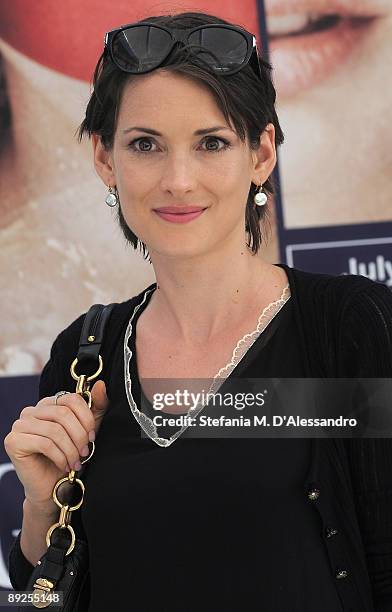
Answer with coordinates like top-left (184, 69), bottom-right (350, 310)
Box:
top-left (92, 133), bottom-right (116, 187)
top-left (251, 123), bottom-right (277, 186)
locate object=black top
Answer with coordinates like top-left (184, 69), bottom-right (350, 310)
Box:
top-left (82, 287), bottom-right (344, 611)
top-left (8, 263), bottom-right (392, 612)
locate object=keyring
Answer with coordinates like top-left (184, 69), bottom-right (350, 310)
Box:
top-left (46, 522), bottom-right (76, 556)
top-left (54, 391), bottom-right (70, 405)
top-left (70, 355), bottom-right (103, 382)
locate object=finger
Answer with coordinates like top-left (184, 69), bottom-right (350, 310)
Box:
top-left (12, 417), bottom-right (85, 471)
top-left (6, 431), bottom-right (71, 473)
top-left (20, 405), bottom-right (91, 458)
top-left (32, 393), bottom-right (95, 434)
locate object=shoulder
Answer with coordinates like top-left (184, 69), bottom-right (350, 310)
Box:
top-left (284, 263), bottom-right (391, 310)
top-left (38, 283), bottom-right (157, 399)
top-left (338, 275), bottom-right (392, 376)
top-left (54, 282), bottom-right (157, 354)
top-left (284, 263), bottom-right (378, 299)
top-left (282, 264), bottom-right (392, 375)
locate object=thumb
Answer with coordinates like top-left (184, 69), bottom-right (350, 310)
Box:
top-left (90, 380), bottom-right (110, 431)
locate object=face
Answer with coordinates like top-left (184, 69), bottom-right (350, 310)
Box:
top-left (93, 71), bottom-right (276, 261)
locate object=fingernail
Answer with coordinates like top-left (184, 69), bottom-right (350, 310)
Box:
top-left (88, 430), bottom-right (95, 442)
top-left (80, 445), bottom-right (89, 457)
top-left (74, 460), bottom-right (82, 471)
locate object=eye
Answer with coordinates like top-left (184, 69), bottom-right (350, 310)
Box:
top-left (127, 137), bottom-right (158, 153)
top-left (127, 135), bottom-right (231, 154)
top-left (200, 136), bottom-right (231, 153)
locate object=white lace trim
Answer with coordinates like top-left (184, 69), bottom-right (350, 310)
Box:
top-left (124, 283), bottom-right (291, 448)
top-left (214, 283), bottom-right (290, 379)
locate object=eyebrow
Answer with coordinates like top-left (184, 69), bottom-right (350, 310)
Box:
top-left (122, 126), bottom-right (232, 136)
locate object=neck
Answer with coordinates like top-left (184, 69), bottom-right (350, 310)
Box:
top-left (147, 241), bottom-right (286, 345)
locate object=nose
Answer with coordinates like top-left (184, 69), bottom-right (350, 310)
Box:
top-left (159, 153), bottom-right (198, 196)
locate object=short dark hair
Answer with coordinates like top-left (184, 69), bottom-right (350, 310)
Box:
top-left (77, 11), bottom-right (284, 261)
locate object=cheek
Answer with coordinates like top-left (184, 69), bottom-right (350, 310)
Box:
top-left (117, 184), bottom-right (154, 220)
top-left (219, 166), bottom-right (251, 210)
top-left (114, 169), bottom-right (152, 232)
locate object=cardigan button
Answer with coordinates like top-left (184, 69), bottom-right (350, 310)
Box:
top-left (335, 569), bottom-right (349, 579)
top-left (325, 527), bottom-right (339, 538)
top-left (307, 488), bottom-right (320, 501)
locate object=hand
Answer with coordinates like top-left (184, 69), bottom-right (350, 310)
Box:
top-left (3, 380), bottom-right (110, 509)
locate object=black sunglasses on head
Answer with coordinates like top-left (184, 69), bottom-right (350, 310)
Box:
top-left (104, 22), bottom-right (263, 81)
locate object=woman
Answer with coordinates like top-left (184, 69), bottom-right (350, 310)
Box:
top-left (4, 10), bottom-right (392, 612)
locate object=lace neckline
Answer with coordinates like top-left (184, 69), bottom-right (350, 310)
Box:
top-left (124, 282), bottom-right (291, 448)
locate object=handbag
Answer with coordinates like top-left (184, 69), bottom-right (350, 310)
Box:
top-left (20, 302), bottom-right (115, 610)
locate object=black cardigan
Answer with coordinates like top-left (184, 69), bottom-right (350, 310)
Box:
top-left (8, 263), bottom-right (392, 611)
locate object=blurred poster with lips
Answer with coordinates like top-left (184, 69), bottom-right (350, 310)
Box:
top-left (262, 0), bottom-right (392, 284)
top-left (0, 0), bottom-right (391, 594)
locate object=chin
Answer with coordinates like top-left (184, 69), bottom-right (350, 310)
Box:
top-left (149, 240), bottom-right (210, 261)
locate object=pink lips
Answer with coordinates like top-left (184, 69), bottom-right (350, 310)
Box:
top-left (153, 206), bottom-right (207, 224)
top-left (265, 0), bottom-right (387, 97)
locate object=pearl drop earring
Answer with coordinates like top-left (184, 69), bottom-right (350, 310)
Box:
top-left (105, 185), bottom-right (118, 207)
top-left (254, 182), bottom-right (267, 206)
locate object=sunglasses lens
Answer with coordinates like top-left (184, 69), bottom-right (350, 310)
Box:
top-left (111, 25), bottom-right (249, 74)
top-left (112, 25), bottom-right (173, 72)
top-left (188, 28), bottom-right (248, 73)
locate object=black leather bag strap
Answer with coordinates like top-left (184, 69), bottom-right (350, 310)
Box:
top-left (21, 303), bottom-right (116, 609)
top-left (76, 303), bottom-right (116, 367)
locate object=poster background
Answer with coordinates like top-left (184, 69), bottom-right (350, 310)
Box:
top-left (1, 0), bottom-right (391, 595)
